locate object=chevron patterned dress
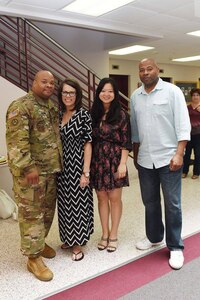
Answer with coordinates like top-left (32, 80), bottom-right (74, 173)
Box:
top-left (57, 108), bottom-right (94, 246)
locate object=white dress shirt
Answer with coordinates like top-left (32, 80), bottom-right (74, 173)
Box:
top-left (130, 78), bottom-right (191, 169)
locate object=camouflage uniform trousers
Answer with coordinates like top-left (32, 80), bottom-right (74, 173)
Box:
top-left (13, 173), bottom-right (57, 257)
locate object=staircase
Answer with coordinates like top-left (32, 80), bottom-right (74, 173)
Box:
top-left (0, 16), bottom-right (129, 110)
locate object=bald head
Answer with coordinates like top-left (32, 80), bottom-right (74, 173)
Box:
top-left (139, 58), bottom-right (159, 90)
top-left (139, 58), bottom-right (159, 69)
top-left (34, 70), bottom-right (53, 81)
top-left (32, 70), bottom-right (55, 100)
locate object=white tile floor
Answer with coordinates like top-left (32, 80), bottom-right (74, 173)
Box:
top-left (0, 158), bottom-right (200, 300)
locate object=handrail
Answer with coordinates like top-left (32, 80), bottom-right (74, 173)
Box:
top-left (24, 19), bottom-right (100, 79)
top-left (119, 91), bottom-right (130, 102)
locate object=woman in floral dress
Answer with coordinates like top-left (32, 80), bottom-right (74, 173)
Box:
top-left (90, 77), bottom-right (131, 252)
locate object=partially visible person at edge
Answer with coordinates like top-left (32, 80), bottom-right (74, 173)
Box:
top-left (57, 78), bottom-right (93, 261)
top-left (130, 58), bottom-right (191, 270)
top-left (90, 77), bottom-right (132, 253)
top-left (6, 70), bottom-right (62, 282)
top-left (182, 88), bottom-right (200, 179)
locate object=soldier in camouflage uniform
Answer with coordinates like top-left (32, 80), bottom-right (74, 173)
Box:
top-left (6, 70), bottom-right (62, 281)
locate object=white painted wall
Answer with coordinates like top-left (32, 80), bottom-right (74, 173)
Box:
top-left (0, 77), bottom-right (26, 197)
top-left (0, 77), bottom-right (26, 156)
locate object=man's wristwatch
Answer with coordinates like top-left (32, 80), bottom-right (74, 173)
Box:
top-left (83, 171), bottom-right (90, 178)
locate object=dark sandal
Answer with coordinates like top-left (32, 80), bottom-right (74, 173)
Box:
top-left (97, 237), bottom-right (108, 251)
top-left (192, 175), bottom-right (199, 179)
top-left (182, 173), bottom-right (187, 178)
top-left (72, 251), bottom-right (84, 261)
top-left (107, 238), bottom-right (118, 253)
top-left (61, 243), bottom-right (71, 250)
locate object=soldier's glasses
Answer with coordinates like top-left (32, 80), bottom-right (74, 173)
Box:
top-left (62, 91), bottom-right (76, 97)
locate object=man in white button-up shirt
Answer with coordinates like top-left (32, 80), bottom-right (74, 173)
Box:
top-left (130, 58), bottom-right (191, 270)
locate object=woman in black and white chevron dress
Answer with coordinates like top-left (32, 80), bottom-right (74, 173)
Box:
top-left (57, 78), bottom-right (93, 261)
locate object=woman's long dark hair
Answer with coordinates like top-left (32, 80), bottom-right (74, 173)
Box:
top-left (57, 78), bottom-right (82, 112)
top-left (91, 77), bottom-right (121, 127)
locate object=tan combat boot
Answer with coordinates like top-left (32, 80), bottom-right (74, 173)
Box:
top-left (41, 243), bottom-right (56, 259)
top-left (27, 256), bottom-right (53, 281)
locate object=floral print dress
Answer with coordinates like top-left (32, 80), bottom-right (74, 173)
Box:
top-left (90, 109), bottom-right (132, 191)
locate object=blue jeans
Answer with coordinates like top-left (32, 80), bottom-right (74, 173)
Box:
top-left (138, 164), bottom-right (184, 251)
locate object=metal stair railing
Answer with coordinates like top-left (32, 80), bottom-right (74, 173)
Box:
top-left (0, 15), bottom-right (130, 111)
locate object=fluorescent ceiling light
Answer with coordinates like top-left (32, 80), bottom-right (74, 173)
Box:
top-left (187, 30), bottom-right (200, 37)
top-left (172, 55), bottom-right (200, 62)
top-left (109, 45), bottom-right (154, 55)
top-left (62, 0), bottom-right (134, 16)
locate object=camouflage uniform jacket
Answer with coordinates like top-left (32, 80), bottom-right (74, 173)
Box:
top-left (6, 91), bottom-right (63, 176)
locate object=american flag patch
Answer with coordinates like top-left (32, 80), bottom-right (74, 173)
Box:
top-left (8, 110), bottom-right (19, 119)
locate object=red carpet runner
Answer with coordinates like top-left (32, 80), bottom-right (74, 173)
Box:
top-left (45, 232), bottom-right (200, 300)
